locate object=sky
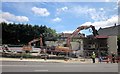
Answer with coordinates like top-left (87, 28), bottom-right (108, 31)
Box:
top-left (1, 0), bottom-right (120, 35)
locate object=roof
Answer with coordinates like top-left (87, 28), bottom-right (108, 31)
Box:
top-left (95, 35), bottom-right (108, 39)
top-left (98, 25), bottom-right (120, 36)
top-left (59, 33), bottom-right (85, 38)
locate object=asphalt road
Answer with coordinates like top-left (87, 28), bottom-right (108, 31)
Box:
top-left (1, 61), bottom-right (118, 72)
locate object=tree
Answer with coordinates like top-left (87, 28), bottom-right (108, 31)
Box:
top-left (1, 22), bottom-right (58, 46)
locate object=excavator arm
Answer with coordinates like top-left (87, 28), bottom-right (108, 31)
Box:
top-left (23, 36), bottom-right (43, 51)
top-left (28, 38), bottom-right (40, 45)
top-left (66, 25), bottom-right (98, 47)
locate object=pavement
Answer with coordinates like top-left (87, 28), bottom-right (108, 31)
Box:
top-left (0, 57), bottom-right (101, 63)
top-left (1, 61), bottom-right (118, 72)
top-left (0, 57), bottom-right (118, 72)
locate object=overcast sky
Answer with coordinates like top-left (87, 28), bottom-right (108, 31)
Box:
top-left (1, 0), bottom-right (119, 35)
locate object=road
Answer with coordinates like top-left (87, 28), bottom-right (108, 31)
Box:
top-left (1, 61), bottom-right (118, 72)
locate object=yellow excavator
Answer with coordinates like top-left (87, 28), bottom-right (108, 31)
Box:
top-left (22, 35), bottom-right (43, 51)
top-left (55, 25), bottom-right (99, 53)
top-left (23, 25), bottom-right (98, 53)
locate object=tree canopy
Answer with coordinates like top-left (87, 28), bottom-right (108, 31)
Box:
top-left (1, 22), bottom-right (58, 46)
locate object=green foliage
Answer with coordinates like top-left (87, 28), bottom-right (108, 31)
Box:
top-left (1, 22), bottom-right (58, 45)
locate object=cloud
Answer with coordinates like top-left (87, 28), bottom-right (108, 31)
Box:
top-left (16, 16), bottom-right (29, 22)
top-left (118, 0), bottom-right (120, 7)
top-left (31, 7), bottom-right (50, 16)
top-left (1, 0), bottom-right (118, 2)
top-left (1, 12), bottom-right (29, 23)
top-left (70, 6), bottom-right (88, 15)
top-left (61, 15), bottom-right (117, 34)
top-left (85, 8), bottom-right (107, 21)
top-left (56, 5), bottom-right (109, 22)
top-left (66, 6), bottom-right (107, 21)
top-left (99, 8), bottom-right (104, 11)
top-left (115, 0), bottom-right (120, 10)
top-left (114, 6), bottom-right (118, 10)
top-left (62, 29), bottom-right (85, 33)
top-left (0, 18), bottom-right (12, 24)
top-left (57, 6), bottom-right (68, 14)
top-left (52, 17), bottom-right (62, 22)
top-left (105, 0), bottom-right (110, 2)
top-left (62, 30), bottom-right (74, 33)
top-left (81, 15), bottom-right (118, 29)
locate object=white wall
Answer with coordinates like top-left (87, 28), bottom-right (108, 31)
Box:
top-left (45, 41), bottom-right (58, 46)
top-left (71, 42), bottom-right (79, 50)
top-left (107, 36), bottom-right (118, 54)
top-left (71, 40), bottom-right (84, 56)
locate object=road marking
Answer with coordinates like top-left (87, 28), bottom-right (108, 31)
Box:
top-left (34, 70), bottom-right (48, 72)
top-left (0, 65), bottom-right (27, 67)
top-left (0, 65), bottom-right (44, 67)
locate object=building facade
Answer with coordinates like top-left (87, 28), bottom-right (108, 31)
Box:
top-left (98, 25), bottom-right (120, 55)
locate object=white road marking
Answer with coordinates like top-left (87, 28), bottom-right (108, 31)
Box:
top-left (0, 65), bottom-right (27, 67)
top-left (0, 65), bottom-right (44, 67)
top-left (34, 70), bottom-right (48, 72)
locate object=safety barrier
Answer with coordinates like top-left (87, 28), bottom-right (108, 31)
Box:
top-left (101, 56), bottom-right (120, 63)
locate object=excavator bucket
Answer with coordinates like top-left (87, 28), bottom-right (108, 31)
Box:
top-left (91, 26), bottom-right (99, 36)
top-left (22, 45), bottom-right (32, 51)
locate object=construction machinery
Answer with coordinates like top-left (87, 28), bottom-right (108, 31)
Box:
top-left (66, 25), bottom-right (98, 48)
top-left (22, 35), bottom-right (43, 51)
top-left (55, 25), bottom-right (99, 53)
top-left (23, 25), bottom-right (98, 53)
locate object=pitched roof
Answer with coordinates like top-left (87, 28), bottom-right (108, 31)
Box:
top-left (98, 25), bottom-right (120, 36)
